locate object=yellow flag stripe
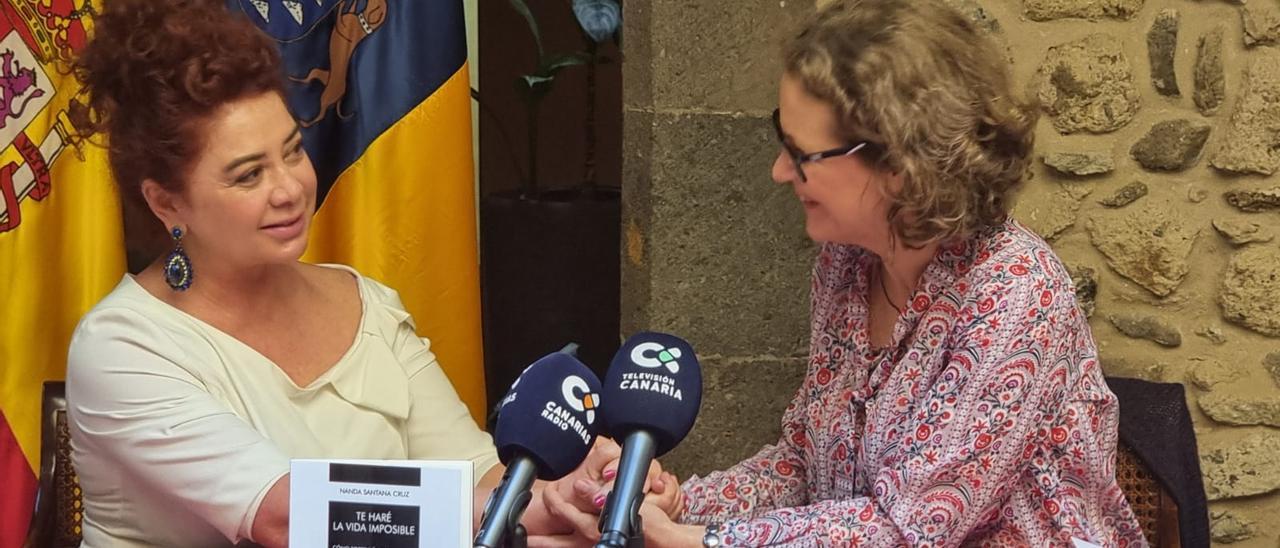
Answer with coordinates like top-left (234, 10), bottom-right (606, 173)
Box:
top-left (0, 141), bottom-right (125, 471)
top-left (302, 63), bottom-right (486, 424)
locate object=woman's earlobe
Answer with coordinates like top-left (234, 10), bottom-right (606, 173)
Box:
top-left (140, 179), bottom-right (181, 227)
top-left (879, 171), bottom-right (907, 195)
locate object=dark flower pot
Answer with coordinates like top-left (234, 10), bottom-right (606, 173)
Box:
top-left (479, 187), bottom-right (621, 415)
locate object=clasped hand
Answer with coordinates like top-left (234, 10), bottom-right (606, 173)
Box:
top-left (531, 437), bottom-right (684, 547)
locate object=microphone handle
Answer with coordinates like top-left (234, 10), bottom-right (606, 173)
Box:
top-left (474, 457), bottom-right (538, 548)
top-left (596, 430), bottom-right (657, 548)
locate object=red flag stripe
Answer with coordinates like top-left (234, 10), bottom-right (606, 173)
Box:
top-left (0, 410), bottom-right (35, 548)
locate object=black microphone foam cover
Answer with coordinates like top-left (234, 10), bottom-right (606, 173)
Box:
top-left (494, 352), bottom-right (604, 480)
top-left (600, 332), bottom-right (702, 456)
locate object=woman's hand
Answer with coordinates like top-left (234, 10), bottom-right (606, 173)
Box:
top-left (530, 457), bottom-right (680, 547)
top-left (551, 437), bottom-right (667, 516)
top-left (555, 437), bottom-right (623, 515)
top-left (514, 438), bottom-right (619, 537)
top-left (637, 502), bottom-right (704, 548)
top-left (531, 477), bottom-right (603, 546)
top-left (535, 466), bottom-right (686, 542)
top-left (644, 471), bottom-right (685, 521)
top-left (524, 437), bottom-right (629, 545)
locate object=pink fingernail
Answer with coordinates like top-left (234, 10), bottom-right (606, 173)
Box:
top-left (594, 494), bottom-right (606, 507)
top-left (604, 469), bottom-right (617, 481)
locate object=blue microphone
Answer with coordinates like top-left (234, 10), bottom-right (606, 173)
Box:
top-left (474, 352), bottom-right (603, 548)
top-left (595, 332), bottom-right (702, 548)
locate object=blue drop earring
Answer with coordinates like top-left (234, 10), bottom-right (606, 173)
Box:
top-left (163, 226), bottom-right (193, 291)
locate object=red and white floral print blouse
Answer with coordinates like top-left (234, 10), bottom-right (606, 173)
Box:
top-left (679, 220), bottom-right (1147, 547)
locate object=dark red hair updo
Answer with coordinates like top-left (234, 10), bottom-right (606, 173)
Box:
top-left (73, 0), bottom-right (286, 210)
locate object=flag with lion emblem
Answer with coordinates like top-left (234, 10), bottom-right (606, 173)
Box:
top-left (0, 1), bottom-right (125, 545)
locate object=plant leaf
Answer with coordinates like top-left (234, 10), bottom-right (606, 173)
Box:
top-left (508, 0), bottom-right (544, 58)
top-left (515, 74), bottom-right (556, 101)
top-left (572, 0), bottom-right (621, 43)
top-left (520, 74), bottom-right (555, 87)
top-left (518, 74), bottom-right (556, 92)
top-left (537, 52), bottom-right (591, 77)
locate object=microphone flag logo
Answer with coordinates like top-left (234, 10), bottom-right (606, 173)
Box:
top-left (562, 375), bottom-right (601, 425)
top-left (629, 342), bottom-right (682, 374)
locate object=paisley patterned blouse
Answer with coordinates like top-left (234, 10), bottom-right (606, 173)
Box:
top-left (680, 220), bottom-right (1146, 547)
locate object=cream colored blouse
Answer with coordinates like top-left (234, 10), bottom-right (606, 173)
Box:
top-left (66, 265), bottom-right (499, 547)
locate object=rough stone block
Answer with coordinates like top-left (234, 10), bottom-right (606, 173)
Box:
top-left (636, 112), bottom-right (814, 356)
top-left (1210, 510), bottom-right (1256, 544)
top-left (1099, 357), bottom-right (1167, 382)
top-left (621, 0), bottom-right (653, 109)
top-left (1200, 432), bottom-right (1280, 500)
top-left (1066, 264), bottom-right (1097, 318)
top-left (1242, 5), bottom-right (1280, 47)
top-left (1189, 360), bottom-right (1241, 391)
top-left (1107, 314), bottom-right (1182, 347)
top-left (1259, 353), bottom-right (1280, 386)
top-left (1042, 151), bottom-right (1114, 176)
top-left (1062, 181), bottom-right (1096, 201)
top-left (621, 109), bottom-right (656, 334)
top-left (650, 0), bottom-right (812, 112)
top-left (1221, 246), bottom-right (1280, 337)
top-left (1224, 188), bottom-right (1280, 213)
top-left (1097, 181), bottom-right (1148, 208)
top-left (1265, 352), bottom-right (1280, 388)
top-left (1023, 0), bottom-right (1142, 21)
top-left (1195, 25), bottom-right (1226, 116)
top-left (1130, 119), bottom-right (1211, 172)
top-left (1199, 393), bottom-right (1280, 427)
top-left (1014, 188), bottom-right (1080, 240)
top-left (661, 357), bottom-right (806, 479)
top-left (943, 0), bottom-right (1001, 33)
top-left (1211, 50), bottom-right (1280, 175)
top-left (1147, 9), bottom-right (1180, 97)
top-left (1086, 203), bottom-right (1198, 298)
top-left (1212, 219), bottom-right (1274, 246)
top-left (1195, 325), bottom-right (1228, 345)
top-left (1034, 34), bottom-right (1140, 134)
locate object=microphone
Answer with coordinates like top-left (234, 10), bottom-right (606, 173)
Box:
top-left (474, 352), bottom-right (604, 548)
top-left (596, 332), bottom-right (702, 548)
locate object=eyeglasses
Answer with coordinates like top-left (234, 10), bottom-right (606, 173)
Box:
top-left (771, 108), bottom-right (868, 183)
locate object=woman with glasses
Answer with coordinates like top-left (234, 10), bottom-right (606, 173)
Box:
top-left (546, 0), bottom-right (1147, 546)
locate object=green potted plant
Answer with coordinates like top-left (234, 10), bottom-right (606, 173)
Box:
top-left (478, 0), bottom-right (623, 410)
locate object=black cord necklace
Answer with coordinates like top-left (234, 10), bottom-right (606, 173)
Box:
top-left (878, 267), bottom-right (904, 315)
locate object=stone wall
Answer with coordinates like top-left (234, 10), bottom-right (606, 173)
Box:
top-left (622, 1), bottom-right (1280, 545)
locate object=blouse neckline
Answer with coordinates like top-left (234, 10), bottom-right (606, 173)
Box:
top-left (121, 263), bottom-right (370, 393)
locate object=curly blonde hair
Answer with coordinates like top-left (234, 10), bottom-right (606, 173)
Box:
top-left (784, 0), bottom-right (1038, 247)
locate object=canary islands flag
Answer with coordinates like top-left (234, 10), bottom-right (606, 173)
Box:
top-left (226, 0), bottom-right (486, 421)
top-left (0, 1), bottom-right (124, 546)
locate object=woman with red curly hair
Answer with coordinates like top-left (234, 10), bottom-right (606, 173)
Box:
top-left (61, 1), bottom-right (642, 546)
